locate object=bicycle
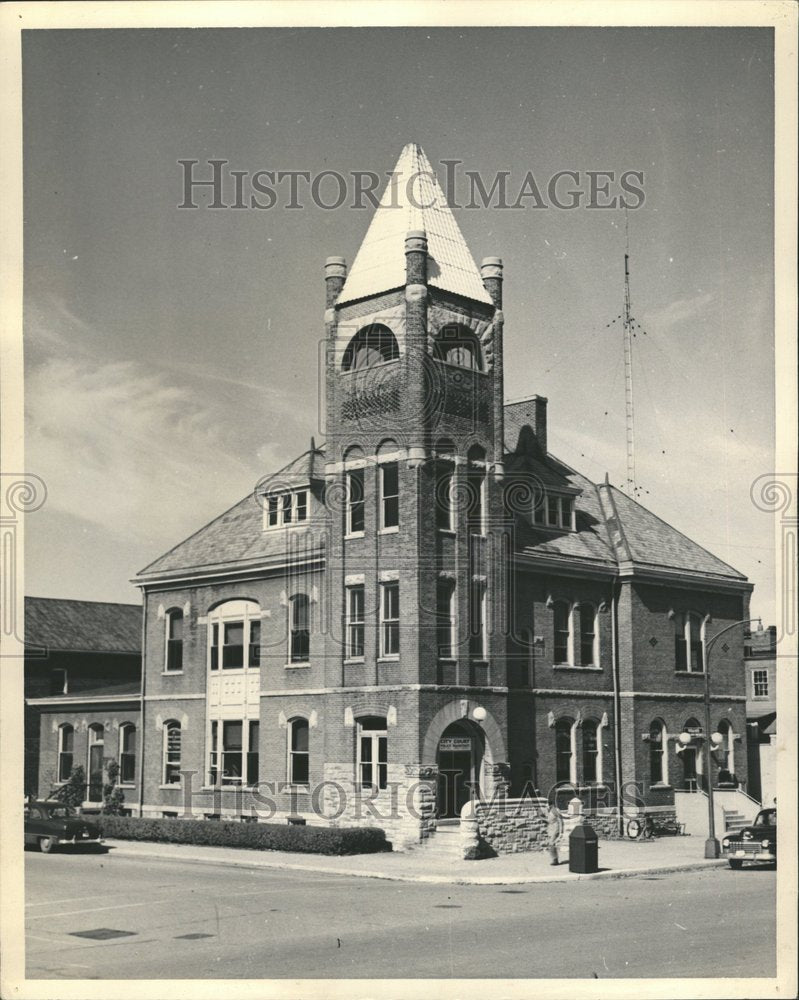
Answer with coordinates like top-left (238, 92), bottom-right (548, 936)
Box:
top-left (626, 814), bottom-right (684, 839)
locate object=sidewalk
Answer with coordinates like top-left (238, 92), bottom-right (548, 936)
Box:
top-left (104, 834), bottom-right (727, 885)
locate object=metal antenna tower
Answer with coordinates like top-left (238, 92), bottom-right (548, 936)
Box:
top-left (622, 219), bottom-right (637, 497)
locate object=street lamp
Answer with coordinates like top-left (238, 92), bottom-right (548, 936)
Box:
top-left (699, 616), bottom-right (762, 859)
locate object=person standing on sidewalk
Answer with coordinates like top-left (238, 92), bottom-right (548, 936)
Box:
top-left (547, 801), bottom-right (564, 865)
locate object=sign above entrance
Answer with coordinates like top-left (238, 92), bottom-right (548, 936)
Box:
top-left (439, 737), bottom-right (472, 752)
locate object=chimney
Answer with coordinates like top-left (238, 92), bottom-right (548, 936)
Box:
top-left (325, 256), bottom-right (347, 308)
top-left (504, 394), bottom-right (548, 457)
top-left (480, 257), bottom-right (503, 308)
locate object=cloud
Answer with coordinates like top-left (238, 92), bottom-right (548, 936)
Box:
top-left (643, 291), bottom-right (714, 330)
top-left (25, 358), bottom-right (283, 546)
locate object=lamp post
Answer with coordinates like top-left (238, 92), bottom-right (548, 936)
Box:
top-left (693, 616), bottom-right (762, 859)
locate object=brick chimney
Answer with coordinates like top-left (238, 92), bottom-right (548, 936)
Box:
top-left (504, 394), bottom-right (548, 457)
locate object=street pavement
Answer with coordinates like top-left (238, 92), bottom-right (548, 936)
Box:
top-left (25, 847), bottom-right (776, 980)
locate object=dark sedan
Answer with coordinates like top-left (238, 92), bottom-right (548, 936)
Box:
top-left (24, 800), bottom-right (103, 853)
top-left (722, 807), bottom-right (777, 869)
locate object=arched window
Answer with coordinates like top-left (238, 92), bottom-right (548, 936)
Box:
top-left (467, 446), bottom-right (486, 535)
top-left (163, 720), bottom-right (181, 784)
top-left (118, 723), bottom-right (136, 784)
top-left (289, 594), bottom-right (310, 663)
top-left (553, 601), bottom-right (570, 664)
top-left (357, 716), bottom-right (388, 790)
top-left (165, 608), bottom-right (183, 672)
top-left (576, 603), bottom-right (598, 666)
top-left (87, 724), bottom-right (105, 803)
top-left (674, 612), bottom-right (705, 672)
top-left (434, 325), bottom-right (483, 371)
top-left (582, 719), bottom-right (600, 783)
top-left (377, 440), bottom-right (400, 531)
top-left (342, 324), bottom-right (399, 371)
top-left (57, 723), bottom-right (74, 782)
top-left (288, 718), bottom-right (309, 786)
top-left (649, 719), bottom-right (667, 785)
top-left (208, 600), bottom-right (261, 670)
top-left (555, 718), bottom-right (574, 785)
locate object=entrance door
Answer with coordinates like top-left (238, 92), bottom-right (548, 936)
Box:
top-left (681, 748), bottom-right (697, 791)
top-left (437, 730), bottom-right (474, 818)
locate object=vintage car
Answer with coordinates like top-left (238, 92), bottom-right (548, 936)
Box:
top-left (24, 800), bottom-right (103, 853)
top-left (721, 807), bottom-right (776, 869)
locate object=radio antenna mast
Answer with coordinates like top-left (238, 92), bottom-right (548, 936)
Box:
top-left (623, 212), bottom-right (637, 497)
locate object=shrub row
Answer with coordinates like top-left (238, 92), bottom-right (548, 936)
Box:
top-left (94, 814), bottom-right (390, 855)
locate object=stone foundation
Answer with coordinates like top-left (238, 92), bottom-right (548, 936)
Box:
top-left (475, 796), bottom-right (549, 854)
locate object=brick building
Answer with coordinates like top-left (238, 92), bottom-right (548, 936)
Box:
top-left (744, 623), bottom-right (777, 805)
top-left (37, 145), bottom-right (753, 846)
top-left (25, 597), bottom-right (141, 801)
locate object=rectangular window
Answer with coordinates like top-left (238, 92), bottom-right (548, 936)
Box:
top-left (210, 623), bottom-right (219, 670)
top-left (436, 466), bottom-right (454, 531)
top-left (58, 727), bottom-right (74, 782)
top-left (582, 723), bottom-right (599, 783)
top-left (358, 718), bottom-right (388, 790)
top-left (534, 494), bottom-right (547, 525)
top-left (436, 580), bottom-right (456, 659)
top-left (346, 585), bottom-right (365, 659)
top-left (247, 721), bottom-right (260, 785)
top-left (119, 725), bottom-right (136, 783)
top-left (547, 496), bottom-right (559, 527)
top-left (222, 720), bottom-right (243, 782)
top-left (753, 669), bottom-right (769, 698)
top-left (469, 581), bottom-right (487, 659)
top-left (264, 490), bottom-right (309, 529)
top-left (166, 611), bottom-right (183, 672)
top-left (468, 469), bottom-right (485, 534)
top-left (164, 724), bottom-right (181, 784)
top-left (561, 497), bottom-right (574, 529)
top-left (290, 595), bottom-right (310, 663)
top-left (689, 617), bottom-right (704, 672)
top-left (346, 468), bottom-right (365, 535)
top-left (553, 601), bottom-right (570, 664)
top-left (381, 462), bottom-right (399, 529)
top-left (208, 720), bottom-right (219, 785)
top-left (249, 619), bottom-right (261, 667)
top-left (579, 604), bottom-right (596, 666)
top-left (380, 582), bottom-right (400, 657)
top-left (223, 621), bottom-right (244, 668)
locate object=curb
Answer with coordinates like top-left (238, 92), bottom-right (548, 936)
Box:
top-left (103, 841), bottom-right (728, 886)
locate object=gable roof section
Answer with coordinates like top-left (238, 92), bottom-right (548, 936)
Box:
top-left (25, 597), bottom-right (142, 653)
top-left (137, 447), bottom-right (326, 579)
top-left (338, 143), bottom-right (492, 306)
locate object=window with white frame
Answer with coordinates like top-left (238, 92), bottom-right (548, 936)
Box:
top-left (165, 608), bottom-right (183, 672)
top-left (467, 454), bottom-right (486, 535)
top-left (552, 601), bottom-right (600, 667)
top-left (555, 718), bottom-right (575, 785)
top-left (469, 579), bottom-right (487, 659)
top-left (577, 603), bottom-right (598, 666)
top-left (582, 719), bottom-right (600, 783)
top-left (288, 718), bottom-right (309, 785)
top-left (553, 600), bottom-right (570, 664)
top-left (435, 462), bottom-right (455, 532)
top-left (534, 492), bottom-right (575, 530)
top-left (208, 719), bottom-right (259, 786)
top-left (357, 716), bottom-right (388, 790)
top-left (346, 468), bottom-right (365, 535)
top-left (436, 579), bottom-right (456, 659)
top-left (264, 489), bottom-right (309, 529)
top-left (208, 601), bottom-right (261, 670)
top-left (118, 723), bottom-right (136, 784)
top-left (380, 462), bottom-right (399, 530)
top-left (674, 613), bottom-right (704, 672)
top-left (380, 581), bottom-right (400, 657)
top-left (345, 585), bottom-right (365, 659)
top-left (57, 723), bottom-right (74, 782)
top-left (649, 720), bottom-right (667, 785)
top-left (752, 668), bottom-right (769, 698)
top-left (289, 593), bottom-right (310, 663)
top-left (163, 720), bottom-right (181, 784)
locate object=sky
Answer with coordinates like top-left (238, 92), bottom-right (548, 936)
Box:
top-left (22, 27), bottom-right (775, 619)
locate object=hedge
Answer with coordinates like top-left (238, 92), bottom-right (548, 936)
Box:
top-left (94, 815), bottom-right (390, 855)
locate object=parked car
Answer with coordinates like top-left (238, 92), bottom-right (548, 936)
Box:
top-left (24, 800), bottom-right (103, 853)
top-left (721, 807), bottom-right (776, 869)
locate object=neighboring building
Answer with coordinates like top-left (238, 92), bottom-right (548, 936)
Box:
top-left (25, 597), bottom-right (141, 803)
top-left (35, 145), bottom-right (754, 845)
top-left (745, 624), bottom-right (777, 805)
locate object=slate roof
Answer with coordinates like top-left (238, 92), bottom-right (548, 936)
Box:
top-left (137, 440), bottom-right (748, 587)
top-left (25, 597), bottom-right (142, 653)
top-left (138, 447), bottom-right (326, 578)
top-left (338, 143), bottom-right (493, 306)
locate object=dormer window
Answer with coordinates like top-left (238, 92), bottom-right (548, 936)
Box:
top-left (534, 492), bottom-right (575, 530)
top-left (433, 324), bottom-right (483, 371)
top-left (264, 489), bottom-right (308, 529)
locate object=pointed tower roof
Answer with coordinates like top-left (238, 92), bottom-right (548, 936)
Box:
top-left (338, 143), bottom-right (492, 306)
